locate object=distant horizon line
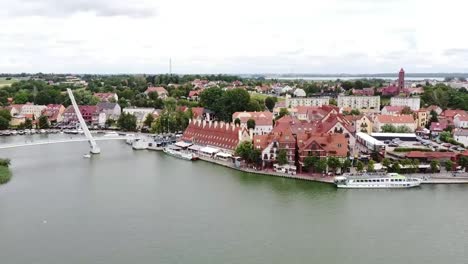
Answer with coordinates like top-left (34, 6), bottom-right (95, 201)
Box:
top-left (1, 72), bottom-right (468, 77)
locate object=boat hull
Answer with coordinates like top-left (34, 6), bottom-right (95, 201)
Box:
top-left (336, 182), bottom-right (421, 189)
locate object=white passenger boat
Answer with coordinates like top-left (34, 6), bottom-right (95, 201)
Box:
top-left (163, 147), bottom-right (198, 161)
top-left (334, 173), bottom-right (422, 189)
top-left (132, 138), bottom-right (148, 150)
top-left (147, 140), bottom-right (165, 151)
top-left (125, 134), bottom-right (136, 145)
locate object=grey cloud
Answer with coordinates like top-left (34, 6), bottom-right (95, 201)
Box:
top-left (4, 0), bottom-right (157, 18)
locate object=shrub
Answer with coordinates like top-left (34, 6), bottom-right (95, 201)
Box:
top-left (0, 166), bottom-right (12, 185)
top-left (0, 158), bottom-right (10, 167)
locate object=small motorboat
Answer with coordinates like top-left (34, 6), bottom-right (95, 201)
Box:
top-left (83, 154), bottom-right (91, 158)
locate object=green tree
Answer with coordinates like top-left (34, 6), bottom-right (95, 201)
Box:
top-left (430, 160), bottom-right (440, 173)
top-left (38, 115), bottom-right (49, 129)
top-left (234, 118), bottom-right (241, 126)
top-left (382, 158), bottom-right (391, 168)
top-left (410, 159), bottom-right (420, 173)
top-left (222, 88), bottom-right (251, 121)
top-left (24, 118), bottom-right (33, 129)
top-left (0, 116), bottom-right (9, 130)
top-left (277, 108), bottom-right (289, 120)
top-left (118, 112), bottom-right (137, 131)
top-left (393, 161), bottom-right (401, 173)
top-left (329, 98), bottom-right (337, 106)
top-left (460, 156), bottom-right (468, 171)
top-left (342, 159), bottom-right (352, 173)
top-left (381, 124), bottom-right (397, 133)
top-left (199, 87), bottom-right (225, 117)
top-left (235, 141), bottom-right (254, 162)
top-left (400, 107), bottom-right (413, 115)
top-left (315, 159), bottom-right (328, 173)
top-left (356, 161), bottom-right (364, 172)
top-left (396, 126), bottom-right (412, 133)
top-left (367, 160), bottom-right (375, 172)
top-left (247, 119), bottom-right (256, 130)
top-left (0, 109), bottom-right (12, 122)
top-left (428, 110), bottom-right (438, 125)
top-left (148, 91), bottom-right (159, 100)
top-left (247, 99), bottom-right (262, 112)
top-left (445, 160), bottom-right (453, 171)
top-left (277, 149), bottom-right (288, 165)
top-left (327, 157), bottom-right (341, 174)
top-left (304, 156), bottom-right (319, 172)
top-left (350, 109), bottom-right (360, 115)
top-left (105, 118), bottom-right (116, 128)
top-left (265, 97), bottom-right (276, 112)
top-left (143, 114), bottom-right (155, 127)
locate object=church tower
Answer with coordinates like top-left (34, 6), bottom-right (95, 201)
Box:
top-left (398, 68), bottom-right (405, 93)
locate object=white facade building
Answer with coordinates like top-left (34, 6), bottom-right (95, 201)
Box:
top-left (293, 88), bottom-right (306, 97)
top-left (123, 107), bottom-right (155, 128)
top-left (390, 97), bottom-right (421, 111)
top-left (454, 129), bottom-right (468, 146)
top-left (285, 96), bottom-right (330, 108)
top-left (20, 103), bottom-right (47, 119)
top-left (454, 115), bottom-right (468, 128)
top-left (337, 96), bottom-right (380, 110)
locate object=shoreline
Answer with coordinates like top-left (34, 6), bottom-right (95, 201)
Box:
top-left (195, 155), bottom-right (468, 185)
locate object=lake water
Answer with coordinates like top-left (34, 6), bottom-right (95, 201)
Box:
top-left (1, 135), bottom-right (467, 264)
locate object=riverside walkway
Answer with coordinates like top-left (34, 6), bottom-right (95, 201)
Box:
top-left (0, 136), bottom-right (126, 150)
top-left (197, 156), bottom-right (468, 185)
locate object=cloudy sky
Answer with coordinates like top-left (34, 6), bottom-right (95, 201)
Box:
top-left (1, 0), bottom-right (467, 74)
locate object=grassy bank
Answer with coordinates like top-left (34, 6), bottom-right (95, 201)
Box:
top-left (0, 165), bottom-right (12, 185)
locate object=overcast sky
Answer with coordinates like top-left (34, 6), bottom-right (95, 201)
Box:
top-left (1, 0), bottom-right (467, 74)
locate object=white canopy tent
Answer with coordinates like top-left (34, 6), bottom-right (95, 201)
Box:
top-left (175, 141), bottom-right (193, 148)
top-left (200, 146), bottom-right (219, 155)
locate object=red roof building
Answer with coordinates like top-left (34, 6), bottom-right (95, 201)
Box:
top-left (232, 111), bottom-right (274, 135)
top-left (297, 133), bottom-right (348, 163)
top-left (41, 104), bottom-right (66, 123)
top-left (181, 120), bottom-right (250, 152)
top-left (63, 105), bottom-right (99, 125)
top-left (145, 87), bottom-right (168, 99)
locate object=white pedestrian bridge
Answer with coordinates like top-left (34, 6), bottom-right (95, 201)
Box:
top-left (0, 136), bottom-right (126, 150)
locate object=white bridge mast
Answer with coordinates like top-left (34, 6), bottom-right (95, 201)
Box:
top-left (67, 88), bottom-right (101, 154)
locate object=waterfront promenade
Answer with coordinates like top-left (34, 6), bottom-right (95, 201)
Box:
top-left (196, 155), bottom-right (468, 185)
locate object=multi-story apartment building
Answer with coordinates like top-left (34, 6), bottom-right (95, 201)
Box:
top-left (285, 96), bottom-right (330, 108)
top-left (337, 96), bottom-right (380, 111)
top-left (390, 96), bottom-right (421, 111)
